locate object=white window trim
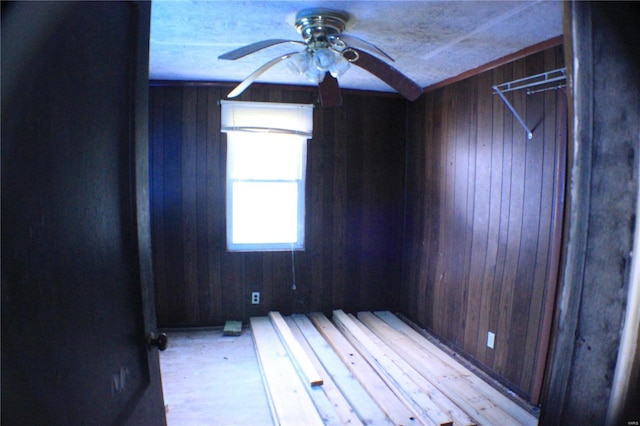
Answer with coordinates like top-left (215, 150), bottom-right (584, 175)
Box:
top-left (221, 101), bottom-right (313, 252)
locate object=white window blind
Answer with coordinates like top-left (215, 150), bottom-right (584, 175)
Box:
top-left (221, 101), bottom-right (313, 252)
top-left (221, 100), bottom-right (313, 137)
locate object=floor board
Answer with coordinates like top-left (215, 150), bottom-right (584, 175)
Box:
top-left (160, 312), bottom-right (538, 425)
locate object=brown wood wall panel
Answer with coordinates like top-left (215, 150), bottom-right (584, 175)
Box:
top-left (150, 85), bottom-right (406, 327)
top-left (150, 45), bottom-right (565, 404)
top-left (401, 46), bottom-right (566, 403)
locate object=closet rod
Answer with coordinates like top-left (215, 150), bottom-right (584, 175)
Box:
top-left (492, 67), bottom-right (566, 139)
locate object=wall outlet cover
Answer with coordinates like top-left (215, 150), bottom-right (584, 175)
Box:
top-left (487, 331), bottom-right (495, 349)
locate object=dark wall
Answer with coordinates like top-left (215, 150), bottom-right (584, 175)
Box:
top-left (400, 46), bottom-right (566, 403)
top-left (541, 2), bottom-right (640, 424)
top-left (2, 2), bottom-right (166, 424)
top-left (150, 85), bottom-right (406, 327)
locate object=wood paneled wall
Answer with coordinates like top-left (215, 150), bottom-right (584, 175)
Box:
top-left (150, 45), bottom-right (567, 404)
top-left (400, 45), bottom-right (566, 403)
top-left (150, 85), bottom-right (406, 327)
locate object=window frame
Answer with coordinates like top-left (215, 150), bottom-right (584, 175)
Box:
top-left (220, 101), bottom-right (313, 252)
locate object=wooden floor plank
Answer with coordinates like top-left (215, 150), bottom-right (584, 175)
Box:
top-left (286, 316), bottom-right (364, 426)
top-left (374, 311), bottom-right (538, 426)
top-left (292, 314), bottom-right (393, 425)
top-left (350, 313), bottom-right (477, 426)
top-left (358, 312), bottom-right (521, 426)
top-left (269, 311), bottom-right (323, 387)
top-left (166, 313), bottom-right (535, 426)
top-left (333, 310), bottom-right (450, 426)
top-left (250, 316), bottom-right (324, 426)
top-left (309, 312), bottom-right (422, 426)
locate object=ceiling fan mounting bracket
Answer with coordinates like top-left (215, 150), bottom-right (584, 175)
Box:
top-left (294, 8), bottom-right (351, 43)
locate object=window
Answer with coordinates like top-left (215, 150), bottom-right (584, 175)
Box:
top-left (221, 101), bottom-right (313, 252)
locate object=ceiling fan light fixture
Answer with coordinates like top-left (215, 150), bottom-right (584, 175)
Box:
top-left (294, 48), bottom-right (349, 82)
top-left (304, 65), bottom-right (326, 84)
top-left (330, 52), bottom-right (350, 78)
top-left (313, 48), bottom-right (335, 71)
top-left (287, 51), bottom-right (311, 75)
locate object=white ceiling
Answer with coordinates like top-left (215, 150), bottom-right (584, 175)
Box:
top-left (149, 1), bottom-right (563, 94)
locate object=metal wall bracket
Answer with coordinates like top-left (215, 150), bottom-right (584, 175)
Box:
top-left (492, 67), bottom-right (566, 139)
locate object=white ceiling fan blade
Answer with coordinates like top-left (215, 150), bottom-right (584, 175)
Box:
top-left (337, 33), bottom-right (395, 62)
top-left (227, 51), bottom-right (305, 98)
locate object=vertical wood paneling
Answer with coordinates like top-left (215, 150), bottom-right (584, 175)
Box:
top-left (402, 46), bottom-right (566, 402)
top-left (182, 87), bottom-right (198, 323)
top-left (206, 88), bottom-right (224, 323)
top-left (331, 106), bottom-right (348, 309)
top-left (150, 85), bottom-right (406, 327)
top-left (534, 87), bottom-right (566, 402)
top-left (308, 101), bottom-right (326, 312)
top-left (461, 77), bottom-right (479, 349)
top-left (506, 51), bottom-right (546, 384)
top-left (495, 57), bottom-right (526, 378)
top-left (203, 88), bottom-right (219, 321)
top-left (195, 88), bottom-right (211, 320)
top-left (344, 96), bottom-right (364, 312)
top-left (150, 89), bottom-right (167, 321)
top-left (464, 69), bottom-right (493, 355)
top-left (475, 63), bottom-right (504, 365)
top-left (425, 92), bottom-right (444, 329)
top-left (400, 96), bottom-right (422, 321)
top-left (162, 87), bottom-right (185, 324)
top-left (150, 46), bottom-right (565, 404)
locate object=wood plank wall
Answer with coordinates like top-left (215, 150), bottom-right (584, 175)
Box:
top-left (400, 45), bottom-right (566, 403)
top-left (150, 45), bottom-right (566, 404)
top-left (150, 85), bottom-right (406, 328)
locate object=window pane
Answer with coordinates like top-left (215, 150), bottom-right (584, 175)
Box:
top-left (231, 181), bottom-right (299, 244)
top-left (227, 133), bottom-right (304, 180)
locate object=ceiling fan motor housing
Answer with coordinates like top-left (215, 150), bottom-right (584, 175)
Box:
top-left (294, 8), bottom-right (350, 49)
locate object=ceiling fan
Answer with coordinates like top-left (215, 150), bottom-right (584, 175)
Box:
top-left (218, 8), bottom-right (422, 107)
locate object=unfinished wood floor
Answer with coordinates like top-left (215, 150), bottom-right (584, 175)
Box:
top-left (160, 311), bottom-right (538, 426)
top-left (160, 327), bottom-right (273, 425)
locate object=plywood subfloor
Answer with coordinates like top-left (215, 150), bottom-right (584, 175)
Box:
top-left (160, 311), bottom-right (538, 425)
top-left (160, 328), bottom-right (273, 425)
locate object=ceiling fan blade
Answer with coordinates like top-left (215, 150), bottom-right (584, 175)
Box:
top-left (349, 48), bottom-right (422, 101)
top-left (318, 73), bottom-right (342, 107)
top-left (227, 51), bottom-right (304, 98)
top-left (337, 34), bottom-right (395, 62)
top-left (219, 39), bottom-right (305, 60)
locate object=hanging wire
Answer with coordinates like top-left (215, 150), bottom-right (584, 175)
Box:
top-left (291, 245), bottom-right (297, 291)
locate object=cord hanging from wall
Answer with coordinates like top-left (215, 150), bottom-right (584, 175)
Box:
top-left (289, 245), bottom-right (307, 314)
top-left (291, 247), bottom-right (297, 291)
top-left (493, 67), bottom-right (566, 139)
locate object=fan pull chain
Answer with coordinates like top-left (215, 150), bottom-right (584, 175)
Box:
top-left (291, 247), bottom-right (297, 291)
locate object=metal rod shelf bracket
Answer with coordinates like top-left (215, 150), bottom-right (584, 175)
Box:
top-left (492, 67), bottom-right (566, 140)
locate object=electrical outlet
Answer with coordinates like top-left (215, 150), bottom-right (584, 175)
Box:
top-left (251, 292), bottom-right (260, 305)
top-left (487, 331), bottom-right (495, 349)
